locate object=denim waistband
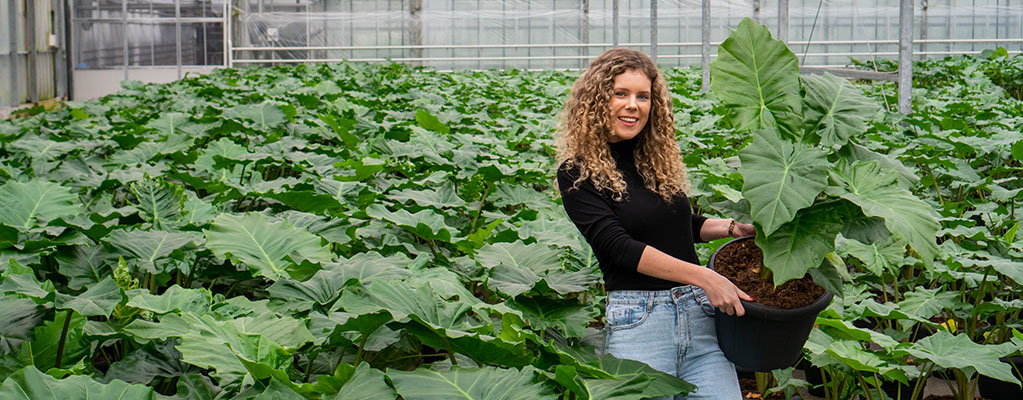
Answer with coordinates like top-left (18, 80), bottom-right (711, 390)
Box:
top-left (606, 285), bottom-right (706, 306)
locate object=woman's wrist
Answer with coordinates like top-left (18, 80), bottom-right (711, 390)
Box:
top-left (726, 218), bottom-right (736, 238)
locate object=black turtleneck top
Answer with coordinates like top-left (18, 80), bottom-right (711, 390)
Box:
top-left (557, 138), bottom-right (707, 292)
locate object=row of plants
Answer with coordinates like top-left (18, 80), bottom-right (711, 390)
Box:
top-left (0, 62), bottom-right (699, 398)
top-left (0, 24), bottom-right (1021, 399)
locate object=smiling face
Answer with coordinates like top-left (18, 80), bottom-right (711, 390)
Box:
top-left (607, 69), bottom-right (652, 143)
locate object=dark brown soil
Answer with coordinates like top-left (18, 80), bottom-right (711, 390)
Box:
top-left (713, 239), bottom-right (826, 309)
top-left (739, 378), bottom-right (785, 399)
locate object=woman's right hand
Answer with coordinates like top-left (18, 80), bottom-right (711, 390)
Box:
top-left (698, 269), bottom-right (753, 317)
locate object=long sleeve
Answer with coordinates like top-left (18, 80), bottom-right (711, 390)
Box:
top-left (691, 214), bottom-right (708, 243)
top-left (557, 165), bottom-right (647, 272)
top-left (555, 147), bottom-right (705, 291)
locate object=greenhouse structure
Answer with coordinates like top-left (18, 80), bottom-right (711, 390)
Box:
top-left (1, 0), bottom-right (1022, 106)
top-left (0, 1), bottom-right (1021, 399)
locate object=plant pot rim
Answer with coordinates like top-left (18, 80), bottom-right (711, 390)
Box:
top-left (710, 235), bottom-right (833, 321)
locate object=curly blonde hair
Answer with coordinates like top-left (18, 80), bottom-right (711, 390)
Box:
top-left (556, 48), bottom-right (690, 202)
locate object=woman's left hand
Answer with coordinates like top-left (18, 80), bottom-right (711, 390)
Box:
top-left (732, 221), bottom-right (756, 237)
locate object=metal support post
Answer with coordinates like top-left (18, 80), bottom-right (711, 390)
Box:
top-left (778, 0), bottom-right (789, 43)
top-left (920, 0), bottom-right (928, 60)
top-left (701, 0), bottom-right (710, 92)
top-left (898, 0), bottom-right (913, 114)
top-left (176, 0), bottom-right (182, 79)
top-left (55, 0), bottom-right (68, 100)
top-left (409, 0), bottom-right (422, 66)
top-left (27, 0), bottom-right (37, 103)
top-left (582, 0), bottom-right (589, 68)
top-left (225, 0), bottom-right (231, 68)
top-left (650, 0), bottom-right (657, 60)
top-left (122, 0), bottom-right (128, 81)
top-left (8, 0), bottom-right (19, 104)
top-left (612, 0), bottom-right (619, 47)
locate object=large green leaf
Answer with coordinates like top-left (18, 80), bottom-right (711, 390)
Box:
top-left (844, 234), bottom-right (907, 277)
top-left (55, 246), bottom-right (116, 290)
top-left (755, 201), bottom-right (846, 285)
top-left (268, 252), bottom-right (413, 305)
top-left (906, 331), bottom-right (1019, 384)
top-left (145, 111), bottom-right (205, 138)
top-left (337, 281), bottom-right (531, 366)
top-left (814, 316), bottom-right (899, 350)
top-left (173, 312), bottom-right (302, 391)
top-left (105, 229), bottom-right (201, 273)
top-left (710, 18), bottom-right (802, 138)
top-left (475, 242), bottom-right (561, 272)
top-left (593, 355), bottom-right (696, 399)
top-left (389, 183), bottom-right (466, 210)
top-left (103, 340), bottom-right (190, 386)
top-left (224, 101), bottom-right (286, 131)
top-left (55, 277), bottom-right (123, 317)
top-left (0, 261), bottom-right (54, 300)
top-left (739, 130), bottom-right (829, 236)
top-left (506, 297), bottom-right (594, 338)
top-left (0, 366), bottom-right (157, 399)
top-left (801, 72), bottom-right (880, 147)
top-left (328, 363), bottom-right (397, 400)
top-left (126, 285), bottom-right (212, 314)
top-left (488, 263), bottom-right (542, 298)
top-left (838, 140), bottom-right (920, 188)
top-left (0, 296), bottom-right (46, 354)
top-left (387, 366), bottom-right (556, 400)
top-left (826, 160), bottom-right (940, 264)
top-left (204, 213), bottom-right (332, 281)
top-left (337, 280), bottom-right (483, 333)
top-left (0, 180), bottom-right (79, 230)
top-left (897, 287), bottom-right (961, 321)
top-left (128, 178), bottom-right (184, 229)
top-left (365, 205), bottom-right (453, 242)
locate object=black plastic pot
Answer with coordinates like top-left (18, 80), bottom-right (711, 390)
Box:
top-left (978, 356), bottom-right (1023, 400)
top-left (709, 236), bottom-right (834, 372)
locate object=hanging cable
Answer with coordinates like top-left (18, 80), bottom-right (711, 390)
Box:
top-left (801, 0), bottom-right (825, 66)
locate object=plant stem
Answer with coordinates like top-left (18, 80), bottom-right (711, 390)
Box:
top-left (354, 333), bottom-right (370, 368)
top-left (304, 351), bottom-right (317, 382)
top-left (922, 163), bottom-right (945, 205)
top-left (856, 376), bottom-right (876, 400)
top-left (469, 182), bottom-right (493, 232)
top-left (427, 239), bottom-right (441, 260)
top-left (334, 347), bottom-right (348, 372)
top-left (754, 371), bottom-right (772, 395)
top-left (55, 309), bottom-right (74, 369)
top-left (238, 162), bottom-right (248, 186)
top-left (443, 337), bottom-right (458, 366)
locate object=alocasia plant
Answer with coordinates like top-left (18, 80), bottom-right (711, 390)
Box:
top-left (710, 18), bottom-right (941, 286)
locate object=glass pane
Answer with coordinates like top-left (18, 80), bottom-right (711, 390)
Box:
top-left (74, 0), bottom-right (122, 20)
top-left (74, 22), bottom-right (125, 68)
top-left (180, 22), bottom-right (225, 65)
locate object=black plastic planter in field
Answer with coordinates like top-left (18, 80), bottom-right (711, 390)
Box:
top-left (709, 237), bottom-right (834, 372)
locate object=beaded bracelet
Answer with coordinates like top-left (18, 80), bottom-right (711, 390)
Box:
top-left (727, 219), bottom-right (737, 237)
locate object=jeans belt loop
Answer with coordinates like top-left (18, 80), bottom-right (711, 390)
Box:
top-left (646, 292), bottom-right (655, 313)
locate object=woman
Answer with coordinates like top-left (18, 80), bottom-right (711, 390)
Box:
top-left (555, 48), bottom-right (755, 399)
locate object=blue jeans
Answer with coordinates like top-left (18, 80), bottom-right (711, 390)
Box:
top-left (604, 286), bottom-right (742, 400)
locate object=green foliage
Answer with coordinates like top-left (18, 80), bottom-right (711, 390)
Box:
top-left (712, 18), bottom-right (939, 285)
top-left (0, 36), bottom-right (1018, 399)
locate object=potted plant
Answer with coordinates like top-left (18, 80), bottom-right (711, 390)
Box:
top-left (705, 18), bottom-right (941, 372)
